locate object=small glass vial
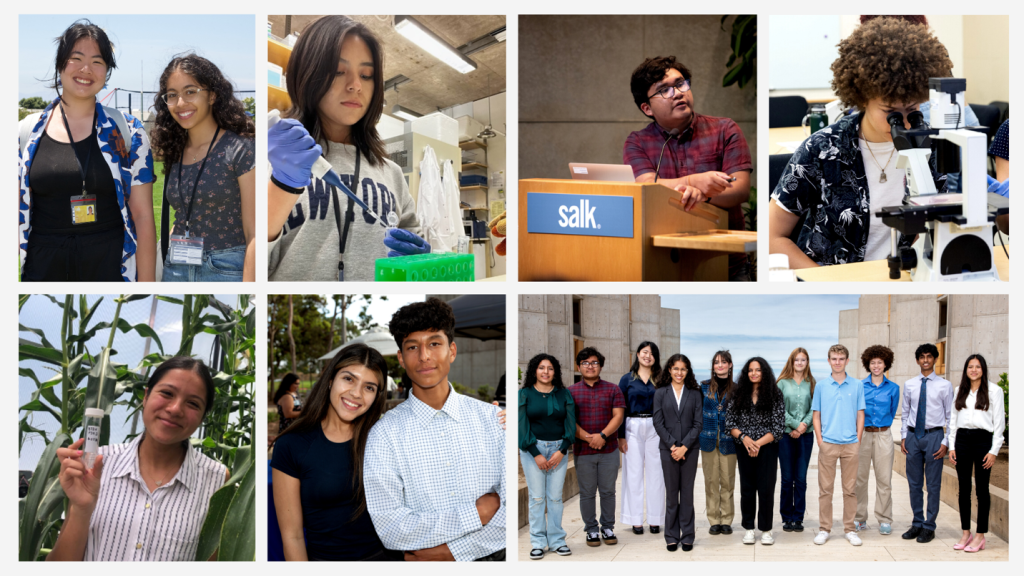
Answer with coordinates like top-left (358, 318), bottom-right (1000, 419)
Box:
top-left (83, 408), bottom-right (104, 469)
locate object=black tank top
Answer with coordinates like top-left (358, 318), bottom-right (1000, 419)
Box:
top-left (29, 131), bottom-right (122, 234)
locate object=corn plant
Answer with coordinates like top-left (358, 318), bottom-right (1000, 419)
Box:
top-left (18, 294), bottom-right (256, 562)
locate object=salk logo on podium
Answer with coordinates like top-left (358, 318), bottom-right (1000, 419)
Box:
top-left (527, 192), bottom-right (634, 238)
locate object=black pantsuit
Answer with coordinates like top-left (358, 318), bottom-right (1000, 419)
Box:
top-left (954, 429), bottom-right (994, 533)
top-left (735, 442), bottom-right (779, 532)
top-left (652, 384), bottom-right (703, 546)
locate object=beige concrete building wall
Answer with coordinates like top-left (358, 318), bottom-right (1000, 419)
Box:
top-left (545, 295), bottom-right (573, 386)
top-left (963, 16), bottom-right (1010, 107)
top-left (519, 15), bottom-right (756, 184)
top-left (838, 308), bottom-right (859, 375)
top-left (946, 295), bottom-right (1009, 386)
top-left (854, 295), bottom-right (891, 380)
top-left (660, 308), bottom-right (681, 359)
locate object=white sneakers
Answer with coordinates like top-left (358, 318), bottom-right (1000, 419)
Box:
top-left (814, 530), bottom-right (830, 545)
top-left (845, 531), bottom-right (863, 546)
top-left (743, 529), bottom-right (756, 544)
top-left (761, 531), bottom-right (775, 545)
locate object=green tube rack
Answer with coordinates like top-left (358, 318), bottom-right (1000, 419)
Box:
top-left (375, 253), bottom-right (475, 282)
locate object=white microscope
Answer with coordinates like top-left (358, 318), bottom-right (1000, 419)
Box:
top-left (876, 78), bottom-right (1009, 281)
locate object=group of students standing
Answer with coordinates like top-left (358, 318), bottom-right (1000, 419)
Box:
top-left (519, 342), bottom-right (1004, 558)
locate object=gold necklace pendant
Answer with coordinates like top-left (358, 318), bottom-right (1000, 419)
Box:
top-left (879, 170), bottom-right (887, 183)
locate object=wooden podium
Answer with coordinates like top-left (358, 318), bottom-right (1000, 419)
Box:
top-left (519, 179), bottom-right (755, 281)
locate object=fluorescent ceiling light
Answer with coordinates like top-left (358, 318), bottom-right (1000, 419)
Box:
top-left (394, 16), bottom-right (477, 74)
top-left (392, 105), bottom-right (422, 121)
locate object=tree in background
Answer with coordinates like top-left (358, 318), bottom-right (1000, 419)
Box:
top-left (19, 97), bottom-right (50, 110)
top-left (242, 97), bottom-right (255, 116)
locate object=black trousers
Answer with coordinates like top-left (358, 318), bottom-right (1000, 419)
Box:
top-left (735, 442), bottom-right (779, 531)
top-left (23, 226), bottom-right (124, 282)
top-left (660, 447), bottom-right (699, 545)
top-left (954, 429), bottom-right (994, 533)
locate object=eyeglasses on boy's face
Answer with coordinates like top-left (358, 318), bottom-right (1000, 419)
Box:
top-left (650, 79), bottom-right (690, 100)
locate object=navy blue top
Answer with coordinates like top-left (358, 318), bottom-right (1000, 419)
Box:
top-left (699, 378), bottom-right (736, 455)
top-left (271, 425), bottom-right (384, 561)
top-left (618, 372), bottom-right (657, 437)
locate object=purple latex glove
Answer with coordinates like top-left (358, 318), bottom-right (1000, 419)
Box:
top-left (268, 118), bottom-right (321, 190)
top-left (384, 228), bottom-right (431, 257)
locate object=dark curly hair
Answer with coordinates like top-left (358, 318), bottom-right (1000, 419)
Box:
top-left (861, 344), bottom-right (894, 372)
top-left (575, 346), bottom-right (605, 368)
top-left (150, 53), bottom-right (255, 175)
top-left (630, 55), bottom-right (692, 118)
top-left (831, 17), bottom-right (952, 110)
top-left (732, 357), bottom-right (780, 414)
top-left (915, 342), bottom-right (939, 360)
top-left (524, 353), bottom-right (564, 390)
top-left (860, 15), bottom-right (928, 26)
top-left (657, 353), bottom-right (700, 391)
top-left (389, 297), bottom-right (456, 348)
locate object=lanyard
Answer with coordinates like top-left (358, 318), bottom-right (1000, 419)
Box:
top-left (332, 150), bottom-right (361, 257)
top-left (58, 102), bottom-right (97, 192)
top-left (176, 126), bottom-right (220, 238)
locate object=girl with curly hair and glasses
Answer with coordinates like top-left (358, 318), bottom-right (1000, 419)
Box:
top-left (150, 53), bottom-right (255, 282)
top-left (770, 17), bottom-right (956, 269)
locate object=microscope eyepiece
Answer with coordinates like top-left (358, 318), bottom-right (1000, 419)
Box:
top-left (907, 110), bottom-right (926, 130)
top-left (886, 111), bottom-right (905, 127)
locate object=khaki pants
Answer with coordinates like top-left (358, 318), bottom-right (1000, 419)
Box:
top-left (818, 441), bottom-right (860, 534)
top-left (701, 440), bottom-right (737, 525)
top-left (855, 430), bottom-right (894, 524)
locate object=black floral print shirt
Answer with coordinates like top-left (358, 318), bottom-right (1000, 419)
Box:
top-left (725, 392), bottom-right (785, 445)
top-left (771, 112), bottom-right (946, 266)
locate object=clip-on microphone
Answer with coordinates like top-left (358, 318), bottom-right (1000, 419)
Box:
top-left (654, 128), bottom-right (681, 183)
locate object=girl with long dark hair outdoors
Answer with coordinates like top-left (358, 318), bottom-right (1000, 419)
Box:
top-left (273, 373), bottom-right (302, 432)
top-left (652, 354), bottom-right (702, 552)
top-left (618, 341), bottom-right (664, 535)
top-left (519, 353), bottom-right (576, 560)
top-left (948, 354), bottom-right (1005, 553)
top-left (699, 350), bottom-right (737, 535)
top-left (19, 19), bottom-right (156, 281)
top-left (48, 357), bottom-right (226, 560)
top-left (271, 343), bottom-right (391, 561)
top-left (726, 357), bottom-right (785, 546)
top-left (267, 16), bottom-right (429, 281)
top-left (150, 53), bottom-right (255, 281)
top-left (776, 347), bottom-right (816, 532)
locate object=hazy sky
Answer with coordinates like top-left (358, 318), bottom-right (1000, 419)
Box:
top-left (18, 294), bottom-right (246, 470)
top-left (19, 15), bottom-right (255, 103)
top-left (659, 294), bottom-right (860, 381)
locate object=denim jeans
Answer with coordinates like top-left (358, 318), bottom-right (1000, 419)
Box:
top-left (163, 245), bottom-right (245, 282)
top-left (520, 440), bottom-right (569, 550)
top-left (778, 432), bottom-right (814, 522)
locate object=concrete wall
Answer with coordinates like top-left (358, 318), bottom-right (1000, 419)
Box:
top-left (519, 15), bottom-right (756, 184)
top-left (946, 295), bottom-right (1009, 386)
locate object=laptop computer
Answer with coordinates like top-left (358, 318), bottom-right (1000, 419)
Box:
top-left (568, 163), bottom-right (636, 182)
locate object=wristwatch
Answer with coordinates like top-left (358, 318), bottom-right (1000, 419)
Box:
top-left (599, 432), bottom-right (608, 440)
top-left (739, 433), bottom-right (747, 441)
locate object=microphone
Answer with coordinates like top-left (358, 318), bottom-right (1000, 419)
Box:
top-left (654, 128), bottom-right (680, 183)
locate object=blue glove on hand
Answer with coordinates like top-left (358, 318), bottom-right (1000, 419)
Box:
top-left (986, 175), bottom-right (1010, 198)
top-left (268, 118), bottom-right (321, 190)
top-left (384, 228), bottom-right (431, 257)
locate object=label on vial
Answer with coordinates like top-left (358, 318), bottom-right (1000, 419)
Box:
top-left (84, 424), bottom-right (100, 469)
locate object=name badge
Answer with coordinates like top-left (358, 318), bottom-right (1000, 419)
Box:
top-left (70, 195), bottom-right (97, 224)
top-left (169, 235), bottom-right (204, 266)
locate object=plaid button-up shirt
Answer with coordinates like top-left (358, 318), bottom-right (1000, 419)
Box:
top-left (569, 378), bottom-right (625, 456)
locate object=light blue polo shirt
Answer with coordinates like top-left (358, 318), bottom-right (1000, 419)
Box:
top-left (812, 374), bottom-right (866, 444)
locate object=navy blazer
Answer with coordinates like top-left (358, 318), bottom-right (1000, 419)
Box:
top-left (652, 384), bottom-right (703, 452)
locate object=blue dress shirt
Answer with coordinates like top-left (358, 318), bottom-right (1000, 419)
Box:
top-left (900, 372), bottom-right (954, 447)
top-left (862, 375), bottom-right (901, 429)
top-left (363, 385), bottom-right (505, 561)
top-left (617, 372), bottom-right (657, 438)
top-left (812, 373), bottom-right (866, 444)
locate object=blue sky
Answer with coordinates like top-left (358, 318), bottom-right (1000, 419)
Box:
top-left (659, 294), bottom-right (860, 381)
top-left (19, 15), bottom-right (255, 104)
top-left (18, 294), bottom-right (249, 470)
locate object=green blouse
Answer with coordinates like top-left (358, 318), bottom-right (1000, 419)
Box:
top-left (518, 386), bottom-right (576, 456)
top-left (778, 378), bottom-right (814, 434)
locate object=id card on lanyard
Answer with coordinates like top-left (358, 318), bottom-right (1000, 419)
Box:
top-left (332, 151), bottom-right (360, 281)
top-left (59, 103), bottom-right (98, 225)
top-left (168, 127), bottom-right (220, 266)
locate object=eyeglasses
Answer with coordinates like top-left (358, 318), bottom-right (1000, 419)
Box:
top-left (650, 79), bottom-right (691, 100)
top-left (579, 361), bottom-right (601, 367)
top-left (162, 87), bottom-right (208, 105)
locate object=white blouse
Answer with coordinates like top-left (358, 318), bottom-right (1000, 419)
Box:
top-left (84, 433), bottom-right (227, 561)
top-left (948, 382), bottom-right (1006, 455)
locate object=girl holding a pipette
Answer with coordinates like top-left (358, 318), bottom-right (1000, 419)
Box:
top-left (266, 16), bottom-right (428, 281)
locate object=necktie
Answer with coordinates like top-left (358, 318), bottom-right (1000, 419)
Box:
top-left (915, 377), bottom-right (928, 439)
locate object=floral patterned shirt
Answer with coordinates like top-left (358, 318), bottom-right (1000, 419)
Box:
top-left (19, 99), bottom-right (155, 281)
top-left (165, 130), bottom-right (254, 252)
top-left (770, 112), bottom-right (946, 266)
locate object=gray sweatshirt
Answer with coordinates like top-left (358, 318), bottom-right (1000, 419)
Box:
top-left (268, 143), bottom-right (419, 281)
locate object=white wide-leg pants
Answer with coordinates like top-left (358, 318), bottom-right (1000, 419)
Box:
top-left (620, 416), bottom-right (666, 526)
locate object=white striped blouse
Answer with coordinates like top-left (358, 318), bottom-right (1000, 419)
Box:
top-left (84, 433), bottom-right (227, 561)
